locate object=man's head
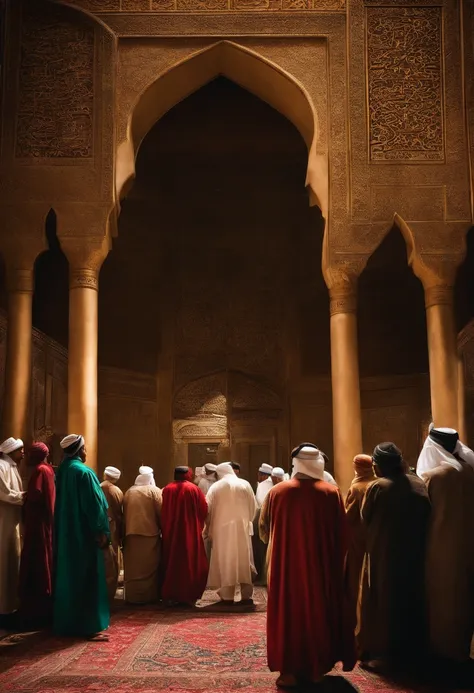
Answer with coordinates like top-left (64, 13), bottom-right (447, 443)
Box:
top-left (135, 465), bottom-right (155, 486)
top-left (230, 462), bottom-right (241, 477)
top-left (257, 463), bottom-right (273, 483)
top-left (204, 463), bottom-right (217, 479)
top-left (60, 434), bottom-right (86, 462)
top-left (104, 466), bottom-right (121, 484)
top-left (372, 442), bottom-right (404, 478)
top-left (28, 442), bottom-right (49, 467)
top-left (290, 443), bottom-right (325, 480)
top-left (174, 466), bottom-right (193, 482)
top-left (0, 437), bottom-right (25, 463)
top-left (271, 467), bottom-right (285, 485)
top-left (353, 454), bottom-right (375, 480)
top-left (428, 426), bottom-right (459, 454)
top-left (216, 462), bottom-right (235, 479)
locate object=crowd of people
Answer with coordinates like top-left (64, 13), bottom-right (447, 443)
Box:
top-left (0, 426), bottom-right (473, 687)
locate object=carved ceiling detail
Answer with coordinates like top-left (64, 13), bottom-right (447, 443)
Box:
top-left (366, 7), bottom-right (444, 162)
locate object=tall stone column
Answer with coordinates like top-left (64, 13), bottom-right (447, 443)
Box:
top-left (2, 265), bottom-right (34, 440)
top-left (424, 283), bottom-right (459, 430)
top-left (63, 241), bottom-right (109, 471)
top-left (329, 279), bottom-right (363, 493)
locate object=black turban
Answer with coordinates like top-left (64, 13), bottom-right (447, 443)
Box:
top-left (428, 427), bottom-right (459, 454)
top-left (174, 466), bottom-right (192, 481)
top-left (373, 442), bottom-right (402, 467)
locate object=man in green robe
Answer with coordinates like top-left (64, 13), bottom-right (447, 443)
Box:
top-left (53, 434), bottom-right (110, 640)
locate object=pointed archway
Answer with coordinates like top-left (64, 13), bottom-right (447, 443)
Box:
top-left (116, 40), bottom-right (326, 217)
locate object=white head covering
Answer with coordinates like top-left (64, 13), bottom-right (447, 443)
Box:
top-left (259, 463), bottom-right (273, 475)
top-left (284, 473), bottom-right (290, 481)
top-left (60, 434), bottom-right (85, 457)
top-left (0, 437), bottom-right (24, 455)
top-left (104, 466), bottom-right (121, 481)
top-left (271, 467), bottom-right (285, 480)
top-left (216, 462), bottom-right (235, 479)
top-left (291, 445), bottom-right (325, 481)
top-left (205, 463), bottom-right (217, 475)
top-left (417, 427), bottom-right (474, 479)
top-left (135, 465), bottom-right (155, 486)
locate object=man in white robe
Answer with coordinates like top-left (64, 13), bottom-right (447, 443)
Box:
top-left (0, 437), bottom-right (25, 625)
top-left (197, 463), bottom-right (217, 496)
top-left (417, 425), bottom-right (474, 663)
top-left (205, 463), bottom-right (257, 603)
top-left (256, 463), bottom-right (273, 507)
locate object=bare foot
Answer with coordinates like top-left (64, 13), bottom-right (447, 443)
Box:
top-left (276, 674), bottom-right (298, 688)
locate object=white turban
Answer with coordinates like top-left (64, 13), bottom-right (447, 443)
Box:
top-left (0, 437), bottom-right (24, 455)
top-left (104, 466), bottom-right (121, 481)
top-left (417, 428), bottom-right (474, 480)
top-left (135, 465), bottom-right (155, 486)
top-left (291, 445), bottom-right (325, 481)
top-left (271, 467), bottom-right (285, 480)
top-left (60, 434), bottom-right (85, 457)
top-left (216, 462), bottom-right (234, 479)
top-left (259, 463), bottom-right (273, 475)
top-left (205, 463), bottom-right (217, 473)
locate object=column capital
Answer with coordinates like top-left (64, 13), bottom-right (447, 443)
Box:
top-left (329, 282), bottom-right (357, 316)
top-left (424, 283), bottom-right (454, 309)
top-left (61, 236), bottom-right (110, 291)
top-left (6, 267), bottom-right (34, 294)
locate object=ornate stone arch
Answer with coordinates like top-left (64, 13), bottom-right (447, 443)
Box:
top-left (116, 40), bottom-right (327, 217)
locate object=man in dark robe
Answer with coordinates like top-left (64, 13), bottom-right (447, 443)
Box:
top-left (417, 426), bottom-right (474, 663)
top-left (344, 454), bottom-right (375, 644)
top-left (359, 442), bottom-right (431, 668)
top-left (260, 444), bottom-right (355, 687)
top-left (19, 442), bottom-right (56, 628)
top-left (53, 434), bottom-right (110, 641)
top-left (161, 466), bottom-right (208, 606)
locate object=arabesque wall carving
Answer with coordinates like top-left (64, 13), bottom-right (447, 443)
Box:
top-left (16, 3), bottom-right (95, 159)
top-left (58, 0), bottom-right (345, 12)
top-left (367, 6), bottom-right (444, 163)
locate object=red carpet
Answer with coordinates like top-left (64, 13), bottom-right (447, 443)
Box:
top-left (0, 589), bottom-right (469, 692)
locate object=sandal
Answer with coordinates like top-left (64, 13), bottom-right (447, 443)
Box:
top-left (276, 674), bottom-right (298, 688)
top-left (87, 633), bottom-right (109, 642)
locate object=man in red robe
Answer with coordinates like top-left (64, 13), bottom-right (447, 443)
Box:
top-left (161, 466), bottom-right (208, 606)
top-left (260, 443), bottom-right (356, 688)
top-left (19, 442), bottom-right (56, 628)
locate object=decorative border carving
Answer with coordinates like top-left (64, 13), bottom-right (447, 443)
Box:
top-left (366, 6), bottom-right (444, 163)
top-left (6, 268), bottom-right (34, 293)
top-left (56, 0), bottom-right (346, 12)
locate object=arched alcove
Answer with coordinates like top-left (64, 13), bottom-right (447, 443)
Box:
top-left (116, 41), bottom-right (327, 215)
top-left (33, 210), bottom-right (69, 348)
top-left (100, 76), bottom-right (327, 480)
top-left (358, 227), bottom-right (429, 466)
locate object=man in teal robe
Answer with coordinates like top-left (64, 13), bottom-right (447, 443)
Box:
top-left (53, 434), bottom-right (110, 640)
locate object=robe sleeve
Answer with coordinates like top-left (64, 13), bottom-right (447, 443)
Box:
top-left (248, 483), bottom-right (258, 521)
top-left (0, 465), bottom-right (23, 505)
top-left (344, 487), bottom-right (363, 527)
top-left (204, 485), bottom-right (215, 539)
top-left (196, 487), bottom-right (208, 525)
top-left (79, 468), bottom-right (110, 537)
top-left (360, 480), bottom-right (380, 525)
top-left (154, 488), bottom-right (163, 529)
top-left (259, 491), bottom-right (271, 544)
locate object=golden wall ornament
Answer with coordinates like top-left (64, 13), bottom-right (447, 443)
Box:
top-left (16, 3), bottom-right (95, 159)
top-left (367, 6), bottom-right (444, 162)
top-left (54, 0), bottom-right (345, 12)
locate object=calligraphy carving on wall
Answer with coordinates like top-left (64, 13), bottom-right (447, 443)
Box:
top-left (366, 7), bottom-right (444, 162)
top-left (16, 4), bottom-right (95, 159)
top-left (53, 0), bottom-right (345, 12)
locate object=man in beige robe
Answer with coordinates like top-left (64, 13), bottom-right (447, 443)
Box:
top-left (100, 466), bottom-right (124, 602)
top-left (344, 454), bottom-right (375, 644)
top-left (417, 426), bottom-right (474, 663)
top-left (0, 437), bottom-right (25, 627)
top-left (123, 466), bottom-right (162, 604)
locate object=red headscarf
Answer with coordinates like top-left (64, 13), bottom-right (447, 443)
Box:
top-left (352, 454), bottom-right (375, 482)
top-left (28, 442), bottom-right (49, 466)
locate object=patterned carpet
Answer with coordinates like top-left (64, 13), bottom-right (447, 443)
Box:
top-left (0, 589), bottom-right (470, 693)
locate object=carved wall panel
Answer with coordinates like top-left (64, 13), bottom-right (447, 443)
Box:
top-left (16, 3), bottom-right (95, 159)
top-left (173, 373), bottom-right (227, 419)
top-left (57, 0), bottom-right (346, 12)
top-left (366, 7), bottom-right (444, 163)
